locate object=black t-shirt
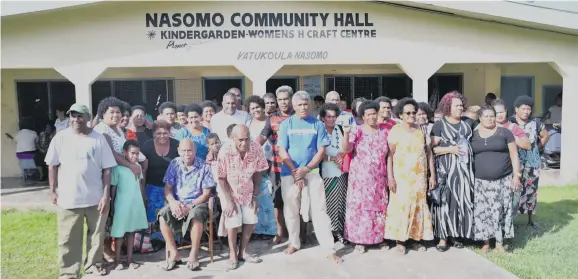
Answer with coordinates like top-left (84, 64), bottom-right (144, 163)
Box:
top-left (141, 138), bottom-right (180, 187)
top-left (471, 127), bottom-right (515, 180)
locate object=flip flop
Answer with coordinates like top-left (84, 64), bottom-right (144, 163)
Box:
top-left (88, 265), bottom-right (107, 276)
top-left (186, 261), bottom-right (200, 271)
top-left (240, 254), bottom-right (262, 264)
top-left (162, 259), bottom-right (178, 271)
top-left (226, 261), bottom-right (239, 272)
top-left (128, 262), bottom-right (141, 269)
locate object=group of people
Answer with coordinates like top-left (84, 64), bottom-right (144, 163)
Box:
top-left (40, 85), bottom-right (552, 278)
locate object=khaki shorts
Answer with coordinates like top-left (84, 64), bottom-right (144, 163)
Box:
top-left (224, 203), bottom-right (258, 229)
top-left (157, 203), bottom-right (209, 236)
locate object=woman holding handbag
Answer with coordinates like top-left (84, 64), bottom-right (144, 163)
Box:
top-left (342, 101), bottom-right (391, 253)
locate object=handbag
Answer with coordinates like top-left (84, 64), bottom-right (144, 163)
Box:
top-left (428, 187), bottom-right (442, 205)
top-left (341, 126), bottom-right (362, 172)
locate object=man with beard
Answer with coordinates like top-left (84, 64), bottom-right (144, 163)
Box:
top-left (256, 85), bottom-right (294, 245)
top-left (509, 96), bottom-right (549, 229)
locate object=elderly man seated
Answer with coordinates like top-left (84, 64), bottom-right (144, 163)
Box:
top-left (158, 139), bottom-right (216, 271)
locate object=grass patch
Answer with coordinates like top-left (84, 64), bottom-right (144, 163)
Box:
top-left (2, 187), bottom-right (577, 279)
top-left (474, 186), bottom-right (578, 279)
top-left (1, 209), bottom-right (58, 279)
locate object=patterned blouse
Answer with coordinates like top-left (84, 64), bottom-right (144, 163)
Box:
top-left (516, 118), bottom-right (544, 168)
top-left (162, 157), bottom-right (216, 204)
top-left (217, 141), bottom-right (269, 206)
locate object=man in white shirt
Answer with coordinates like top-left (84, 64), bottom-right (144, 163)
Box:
top-left (54, 107), bottom-right (69, 133)
top-left (210, 92), bottom-right (250, 142)
top-left (543, 93), bottom-right (562, 126)
top-left (227, 87), bottom-right (244, 111)
top-left (45, 103), bottom-right (117, 278)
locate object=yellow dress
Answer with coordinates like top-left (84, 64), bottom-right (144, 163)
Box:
top-left (384, 125), bottom-right (434, 241)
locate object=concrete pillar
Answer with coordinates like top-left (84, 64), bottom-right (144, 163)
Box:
top-left (398, 61), bottom-right (443, 103)
top-left (484, 64), bottom-right (502, 97)
top-left (234, 61), bottom-right (283, 97)
top-left (55, 64), bottom-right (106, 116)
top-left (550, 62), bottom-right (578, 184)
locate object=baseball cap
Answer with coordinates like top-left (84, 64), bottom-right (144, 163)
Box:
top-left (66, 103), bottom-right (90, 115)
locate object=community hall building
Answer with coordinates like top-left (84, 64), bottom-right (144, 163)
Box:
top-left (1, 1), bottom-right (577, 182)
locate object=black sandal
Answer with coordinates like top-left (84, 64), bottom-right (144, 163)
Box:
top-left (436, 244), bottom-right (449, 252)
top-left (453, 241), bottom-right (464, 249)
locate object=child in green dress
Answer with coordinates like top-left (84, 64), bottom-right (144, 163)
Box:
top-left (111, 140), bottom-right (148, 270)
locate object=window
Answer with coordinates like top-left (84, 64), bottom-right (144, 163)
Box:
top-left (324, 75), bottom-right (412, 107)
top-left (90, 79), bottom-right (174, 116)
top-left (16, 81), bottom-right (76, 132)
top-left (267, 77), bottom-right (298, 94)
top-left (203, 78), bottom-right (243, 105)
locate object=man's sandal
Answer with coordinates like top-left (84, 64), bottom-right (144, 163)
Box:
top-left (240, 254), bottom-right (262, 263)
top-left (186, 261), bottom-right (200, 271)
top-left (226, 261), bottom-right (239, 272)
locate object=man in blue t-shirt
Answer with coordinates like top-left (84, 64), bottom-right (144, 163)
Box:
top-left (277, 91), bottom-right (342, 263)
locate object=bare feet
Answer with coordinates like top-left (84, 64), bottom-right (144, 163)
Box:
top-left (327, 253), bottom-right (343, 264)
top-left (284, 246), bottom-right (298, 255)
top-left (481, 244), bottom-right (490, 253)
top-left (270, 235), bottom-right (286, 245)
top-left (354, 245), bottom-right (366, 254)
top-left (495, 243), bottom-right (506, 253)
top-left (396, 243), bottom-right (406, 255)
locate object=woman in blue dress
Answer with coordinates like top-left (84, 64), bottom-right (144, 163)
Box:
top-left (246, 95), bottom-right (278, 238)
top-left (177, 104), bottom-right (211, 161)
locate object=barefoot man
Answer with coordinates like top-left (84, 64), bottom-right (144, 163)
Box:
top-left (218, 124), bottom-right (269, 270)
top-left (277, 91), bottom-right (342, 263)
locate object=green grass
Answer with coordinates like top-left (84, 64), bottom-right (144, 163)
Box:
top-left (474, 186), bottom-right (578, 279)
top-left (1, 209), bottom-right (59, 279)
top-left (1, 187), bottom-right (577, 279)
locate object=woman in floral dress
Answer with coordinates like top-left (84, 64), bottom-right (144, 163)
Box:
top-left (385, 98), bottom-right (435, 254)
top-left (343, 100), bottom-right (390, 253)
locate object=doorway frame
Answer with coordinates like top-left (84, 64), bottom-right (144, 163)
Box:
top-left (268, 75), bottom-right (300, 93)
top-left (541, 84), bottom-right (563, 112)
top-left (500, 75), bottom-right (536, 98)
top-left (202, 76), bottom-right (245, 101)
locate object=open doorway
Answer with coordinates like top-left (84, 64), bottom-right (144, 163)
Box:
top-left (203, 77), bottom-right (244, 105)
top-left (266, 77), bottom-right (299, 94)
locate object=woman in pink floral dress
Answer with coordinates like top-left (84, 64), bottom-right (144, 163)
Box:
top-left (343, 101), bottom-right (391, 253)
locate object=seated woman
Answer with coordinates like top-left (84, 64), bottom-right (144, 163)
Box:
top-left (472, 106), bottom-right (521, 253)
top-left (158, 139), bottom-right (216, 271)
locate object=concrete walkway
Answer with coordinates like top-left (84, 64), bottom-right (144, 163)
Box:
top-left (81, 240), bottom-right (518, 279)
top-left (1, 178), bottom-right (525, 279)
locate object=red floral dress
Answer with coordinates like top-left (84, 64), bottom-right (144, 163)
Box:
top-left (344, 125), bottom-right (390, 245)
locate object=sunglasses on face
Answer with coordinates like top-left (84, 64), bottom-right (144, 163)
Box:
top-left (403, 111), bottom-right (417, 116)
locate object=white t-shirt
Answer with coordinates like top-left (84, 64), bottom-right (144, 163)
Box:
top-left (210, 109), bottom-right (250, 142)
top-left (54, 118), bottom-right (69, 133)
top-left (15, 129), bottom-right (38, 153)
top-left (45, 128), bottom-right (117, 209)
top-left (547, 105), bottom-right (562, 124)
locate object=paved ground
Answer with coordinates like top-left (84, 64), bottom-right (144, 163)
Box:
top-left (1, 177), bottom-right (525, 279)
top-left (82, 241), bottom-right (519, 279)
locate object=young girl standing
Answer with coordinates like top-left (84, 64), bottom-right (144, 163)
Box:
top-left (111, 140), bottom-right (148, 270)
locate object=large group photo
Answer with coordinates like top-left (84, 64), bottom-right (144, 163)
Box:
top-left (1, 1), bottom-right (577, 279)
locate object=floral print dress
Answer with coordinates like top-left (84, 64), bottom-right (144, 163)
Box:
top-left (384, 125), bottom-right (433, 242)
top-left (344, 125), bottom-right (390, 245)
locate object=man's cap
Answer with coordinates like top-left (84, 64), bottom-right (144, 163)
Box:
top-left (66, 103), bottom-right (90, 115)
